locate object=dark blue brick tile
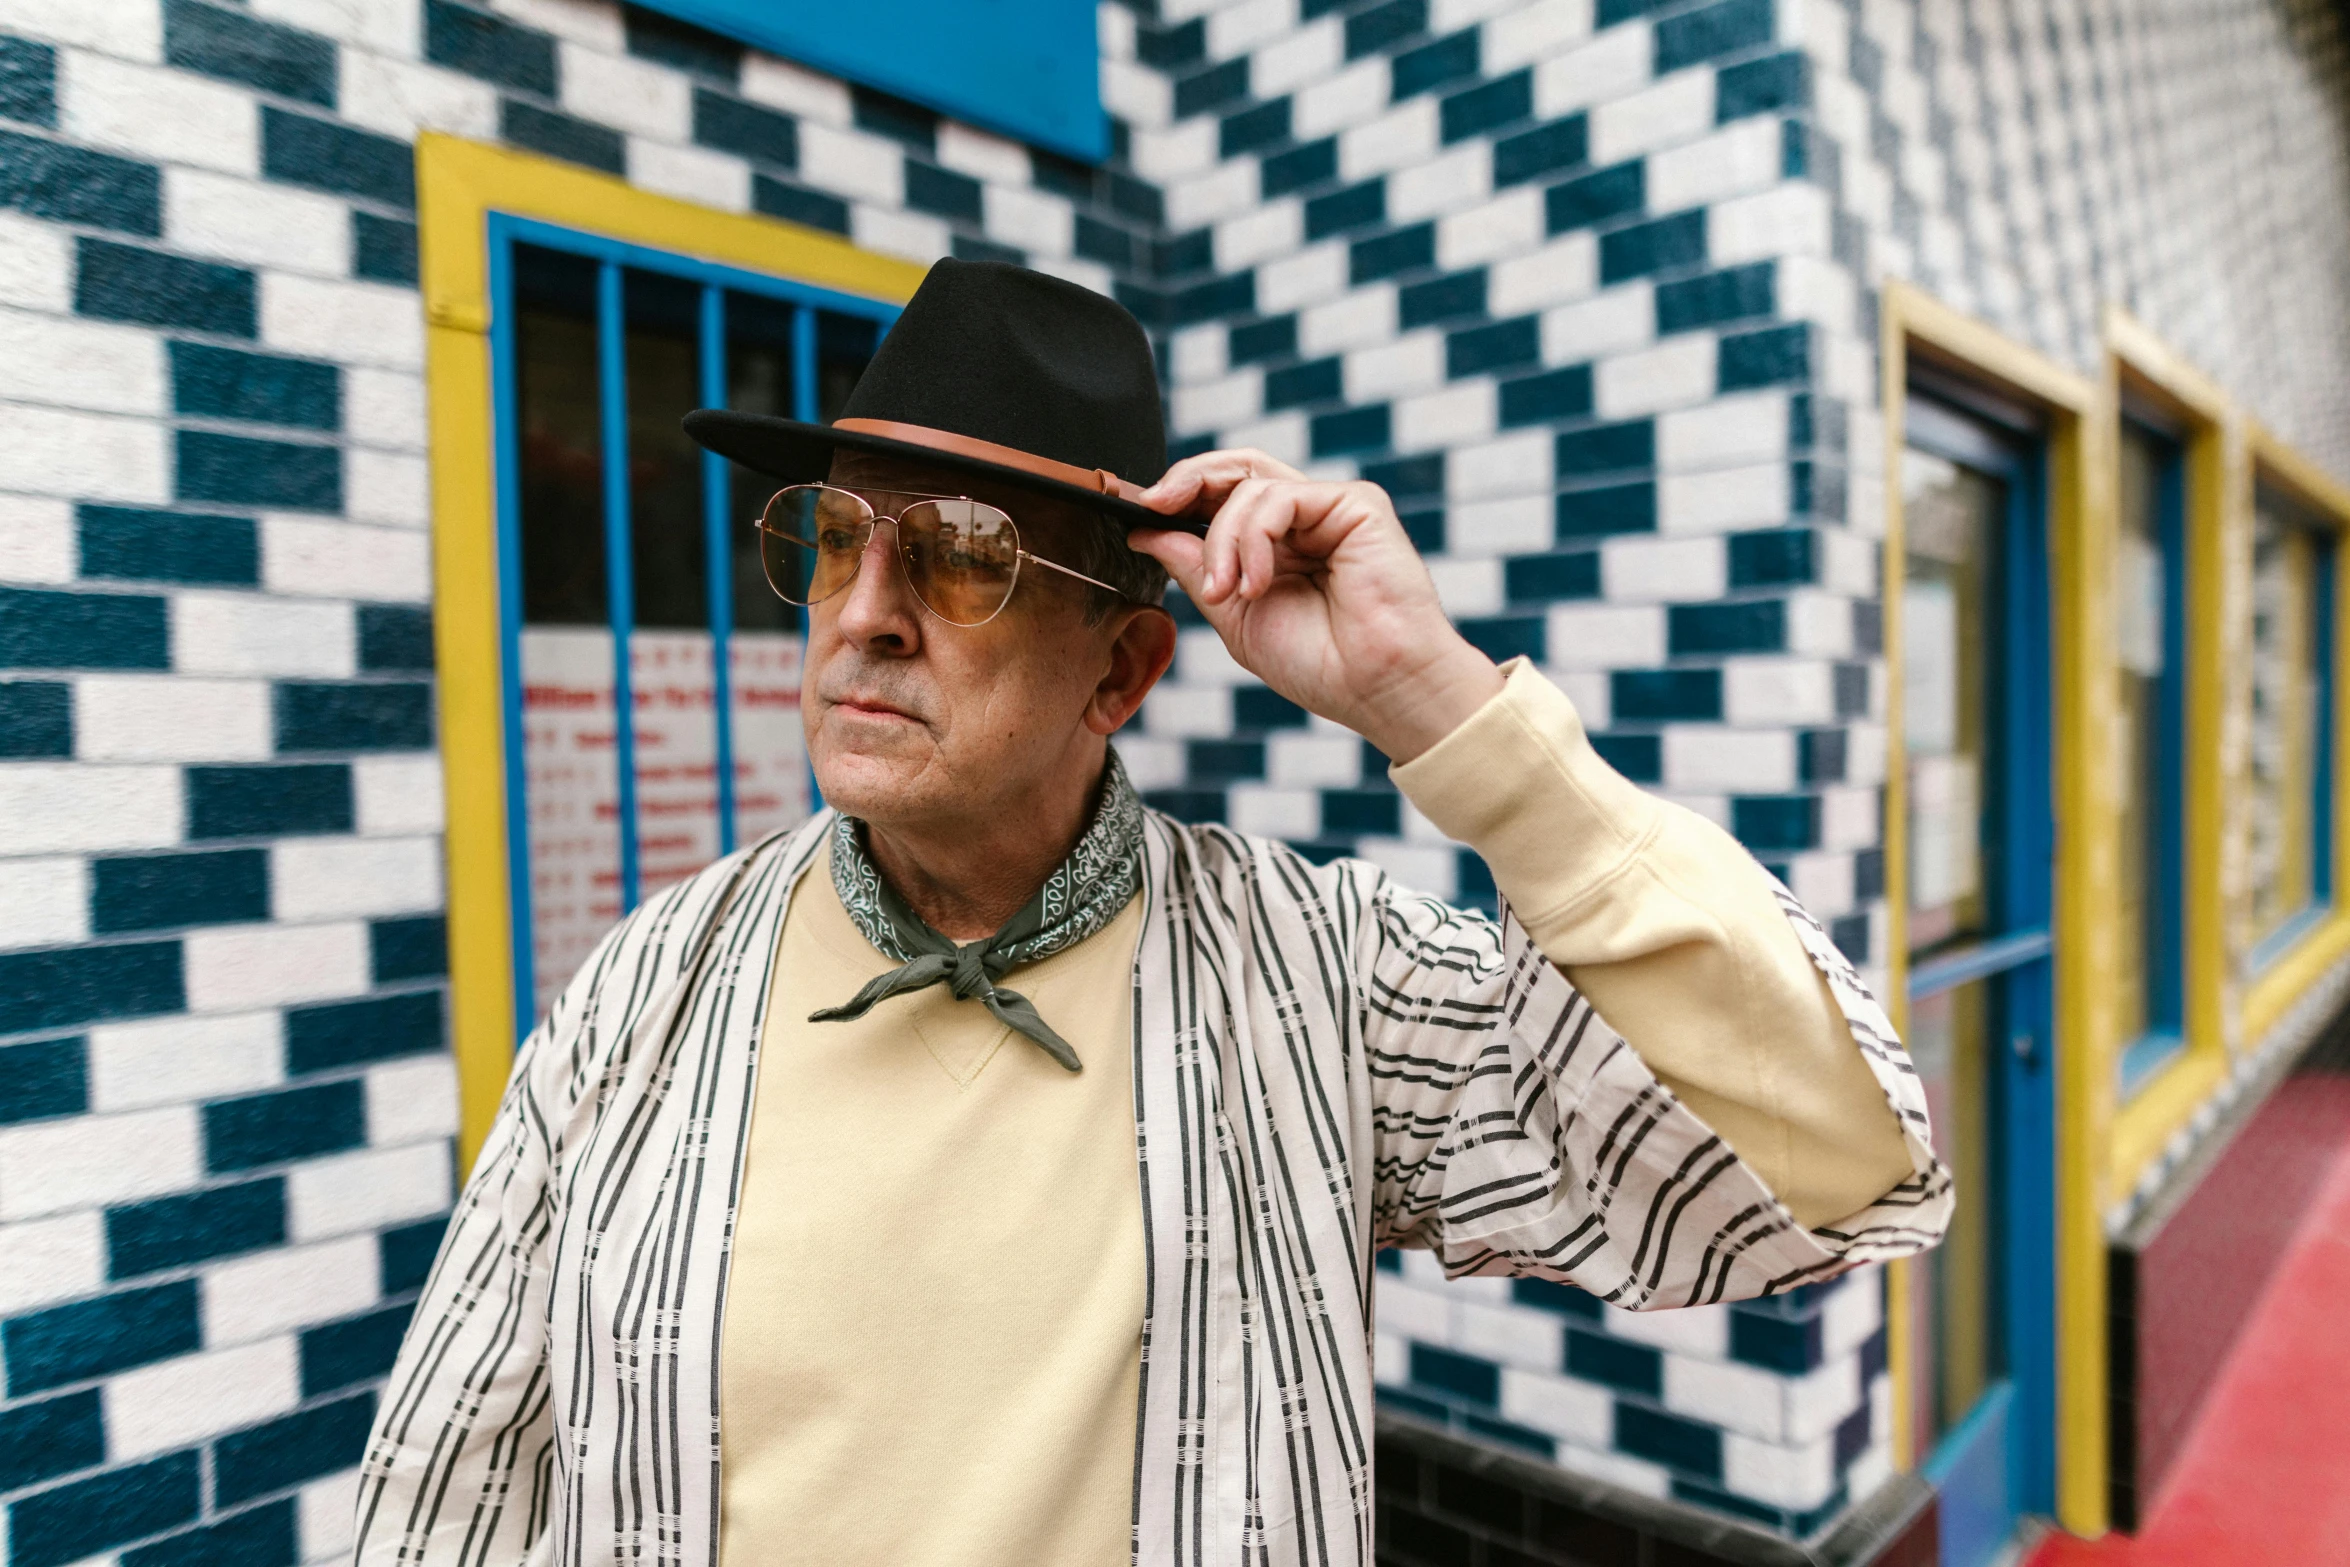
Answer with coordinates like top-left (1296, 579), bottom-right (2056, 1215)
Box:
top-left (261, 108), bottom-right (414, 206)
top-left (1142, 788), bottom-right (1225, 824)
top-left (1285, 840), bottom-right (1349, 867)
top-left (1219, 97), bottom-right (1290, 158)
top-left (903, 157), bottom-right (982, 222)
top-left (1596, 0), bottom-right (1672, 19)
top-left (1463, 1410), bottom-right (1557, 1457)
top-left (1614, 1402), bottom-right (1722, 1480)
top-left (92, 848), bottom-right (270, 934)
top-left (950, 232), bottom-right (1023, 267)
top-left (1717, 50), bottom-right (1809, 123)
top-left (1105, 171), bottom-right (1162, 226)
top-left (1397, 268), bottom-right (1485, 328)
top-left (1113, 280), bottom-right (1168, 330)
top-left (1360, 452), bottom-right (1444, 498)
top-left (1492, 114), bottom-right (1588, 188)
top-left (752, 175), bottom-right (849, 236)
top-left (1733, 794), bottom-right (1819, 852)
top-left (107, 1177), bottom-right (286, 1279)
top-left (1729, 1304), bottom-right (1824, 1371)
top-left (1835, 1397), bottom-right (1872, 1469)
top-left (1505, 549), bottom-right (1600, 603)
top-left (1350, 222), bottom-right (1434, 284)
top-left (3, 1281), bottom-right (199, 1395)
top-left (170, 342), bottom-right (339, 431)
top-left (1074, 213), bottom-right (1137, 268)
top-left (351, 211), bottom-right (418, 285)
top-left (1231, 685), bottom-right (1307, 731)
top-left (79, 504), bottom-right (258, 586)
top-left (424, 0), bottom-right (554, 94)
top-left (380, 1213), bottom-right (448, 1294)
top-left (1173, 57), bottom-right (1248, 118)
top-left (77, 238), bottom-right (255, 335)
top-left (370, 915), bottom-right (448, 983)
top-left (1801, 727), bottom-right (1848, 784)
top-left (690, 87), bottom-right (794, 166)
top-left (0, 586), bottom-right (168, 669)
top-left (1554, 419), bottom-right (1654, 475)
top-left (1728, 528), bottom-right (1814, 587)
top-left (1391, 29), bottom-right (1477, 99)
top-left (1669, 598), bottom-right (1783, 654)
top-left (1859, 1322), bottom-right (1888, 1382)
top-left (1853, 844), bottom-right (1884, 901)
top-left (1304, 178), bottom-right (1384, 240)
top-left (358, 604), bottom-right (434, 671)
top-left (1830, 911), bottom-right (1870, 964)
top-left (0, 942), bottom-right (183, 1036)
top-left (284, 989), bottom-right (443, 1074)
top-left (0, 1038), bottom-right (86, 1125)
top-left (203, 1079), bottom-right (366, 1173)
top-left (1378, 1385), bottom-right (1454, 1426)
top-left (1445, 315), bottom-right (1538, 377)
top-left (213, 1392), bottom-right (375, 1507)
top-left (1346, 0), bottom-right (1427, 58)
top-left (1545, 160), bottom-right (1643, 233)
top-left (1400, 508), bottom-right (1443, 551)
top-left (1599, 210), bottom-right (1706, 284)
top-left (1264, 356), bottom-right (1342, 411)
top-left (1835, 661), bottom-right (1869, 718)
top-left (0, 34), bottom-right (57, 127)
top-left (1655, 261), bottom-right (1775, 334)
top-left (1320, 789), bottom-right (1400, 836)
top-left (1375, 1247), bottom-right (1403, 1274)
top-left (1439, 70), bottom-right (1531, 143)
top-left (1566, 1328), bottom-right (1661, 1394)
top-left (164, 0), bottom-right (335, 107)
top-left (1228, 313), bottom-right (1297, 366)
top-left (5, 1452), bottom-right (199, 1567)
top-left (1718, 322), bottom-right (1810, 389)
top-left (1411, 1342), bottom-right (1498, 1405)
top-left (0, 129), bottom-right (160, 235)
top-left (1310, 403), bottom-right (1389, 457)
top-left (1611, 668), bottom-right (1721, 722)
top-left (274, 680), bottom-right (433, 752)
top-left (1136, 16), bottom-right (1205, 69)
top-left (622, 4), bottom-right (738, 81)
top-left (1185, 738), bottom-right (1266, 784)
top-left (0, 680), bottom-right (71, 757)
top-left (187, 763), bottom-right (353, 839)
top-left (1458, 614), bottom-right (1544, 663)
top-left (1498, 364), bottom-right (1594, 428)
top-left (177, 430), bottom-right (341, 513)
top-left (123, 1498), bottom-right (297, 1567)
top-left (300, 1303), bottom-right (412, 1396)
top-left (500, 98), bottom-right (623, 175)
top-left (1153, 226), bottom-right (1213, 279)
top-left (847, 84), bottom-right (934, 149)
top-left (1510, 1277), bottom-right (1602, 1319)
top-left (1654, 0), bottom-right (1775, 73)
top-left (1166, 431), bottom-right (1216, 466)
top-left (0, 1389), bottom-right (101, 1493)
top-left (1261, 136), bottom-right (1336, 198)
top-left (1590, 732), bottom-right (1662, 783)
top-left (1170, 271), bottom-right (1253, 326)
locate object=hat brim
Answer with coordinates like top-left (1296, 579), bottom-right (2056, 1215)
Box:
top-left (680, 409), bottom-right (1208, 537)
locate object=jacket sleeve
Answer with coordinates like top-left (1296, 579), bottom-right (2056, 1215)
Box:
top-left (1362, 659), bottom-right (1949, 1305)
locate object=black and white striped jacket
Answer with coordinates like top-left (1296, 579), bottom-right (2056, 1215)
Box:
top-left (355, 808), bottom-right (1948, 1567)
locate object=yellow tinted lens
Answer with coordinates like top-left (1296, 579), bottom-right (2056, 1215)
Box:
top-left (899, 499), bottom-right (1020, 624)
top-left (760, 485), bottom-right (869, 605)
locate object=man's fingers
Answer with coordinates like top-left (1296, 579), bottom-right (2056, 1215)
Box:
top-left (1126, 528), bottom-right (1208, 600)
top-left (1141, 447), bottom-right (1306, 519)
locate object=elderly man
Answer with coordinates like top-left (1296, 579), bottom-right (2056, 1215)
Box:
top-left (358, 261), bottom-right (1946, 1567)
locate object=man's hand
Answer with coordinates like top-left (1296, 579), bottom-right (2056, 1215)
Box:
top-left (1127, 448), bottom-right (1504, 764)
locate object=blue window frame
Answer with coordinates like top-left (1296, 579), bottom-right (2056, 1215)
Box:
top-left (2115, 420), bottom-right (2188, 1096)
top-left (488, 215), bottom-right (897, 1033)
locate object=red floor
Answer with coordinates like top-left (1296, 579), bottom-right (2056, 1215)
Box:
top-left (2026, 1136), bottom-right (2350, 1566)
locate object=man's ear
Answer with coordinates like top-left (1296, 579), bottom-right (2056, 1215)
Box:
top-left (1085, 605), bottom-right (1178, 737)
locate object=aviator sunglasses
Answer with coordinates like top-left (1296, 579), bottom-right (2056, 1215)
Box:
top-left (757, 483), bottom-right (1134, 627)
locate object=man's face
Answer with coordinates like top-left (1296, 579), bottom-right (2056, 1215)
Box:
top-left (799, 452), bottom-right (1156, 834)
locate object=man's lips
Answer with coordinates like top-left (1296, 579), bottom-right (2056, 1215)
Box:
top-left (829, 694), bottom-right (919, 722)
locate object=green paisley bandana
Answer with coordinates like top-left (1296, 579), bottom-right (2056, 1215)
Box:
top-left (810, 749), bottom-right (1144, 1071)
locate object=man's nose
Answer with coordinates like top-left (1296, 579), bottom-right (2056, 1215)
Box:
top-left (832, 520), bottom-right (922, 650)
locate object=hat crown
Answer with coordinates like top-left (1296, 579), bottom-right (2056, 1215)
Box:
top-left (840, 259), bottom-right (1166, 485)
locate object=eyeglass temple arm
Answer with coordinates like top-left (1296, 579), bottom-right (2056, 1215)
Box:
top-left (1020, 550), bottom-right (1134, 602)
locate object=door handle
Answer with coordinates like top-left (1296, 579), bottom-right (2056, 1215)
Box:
top-left (2011, 1031), bottom-right (2038, 1069)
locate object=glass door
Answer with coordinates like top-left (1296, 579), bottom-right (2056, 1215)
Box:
top-left (1900, 390), bottom-right (2057, 1567)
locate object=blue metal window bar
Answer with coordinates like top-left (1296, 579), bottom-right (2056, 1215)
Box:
top-left (487, 214), bottom-right (898, 1039)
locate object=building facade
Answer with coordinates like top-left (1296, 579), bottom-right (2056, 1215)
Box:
top-left (1, 2), bottom-right (2346, 1566)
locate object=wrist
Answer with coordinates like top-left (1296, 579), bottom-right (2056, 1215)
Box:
top-left (1356, 637), bottom-right (1506, 763)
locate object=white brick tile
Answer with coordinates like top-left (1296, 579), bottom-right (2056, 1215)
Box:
top-left (165, 170), bottom-right (349, 276)
top-left (1785, 851), bottom-right (1853, 917)
top-left (798, 122), bottom-right (905, 203)
top-left (627, 139), bottom-right (750, 212)
top-left (1594, 336), bottom-right (1714, 419)
top-left (559, 45), bottom-right (688, 138)
top-left (1662, 726), bottom-right (1796, 791)
top-left (1142, 685), bottom-right (1232, 739)
top-left (355, 754), bottom-right (447, 836)
top-left (299, 1470), bottom-right (362, 1566)
top-left (1600, 1300), bottom-right (1729, 1356)
top-left (1207, 0), bottom-right (1289, 55)
top-left (1252, 16), bottom-right (1342, 96)
top-left (367, 1053), bottom-right (460, 1148)
top-left (252, 0), bottom-right (416, 52)
top-left (852, 204), bottom-right (950, 266)
top-left (1377, 1280), bottom-right (1450, 1341)
top-left (1169, 324), bottom-right (1229, 384)
top-left (740, 52), bottom-right (850, 126)
top-left (1294, 57), bottom-right (1387, 140)
top-left (1339, 97), bottom-right (1440, 182)
top-left (1544, 603), bottom-right (1663, 669)
top-left (347, 448), bottom-right (430, 529)
top-left (0, 857), bottom-right (85, 950)
top-left (1219, 411), bottom-right (1309, 467)
top-left (1499, 1368), bottom-right (1611, 1446)
top-left (1843, 721), bottom-right (1886, 789)
top-left (1428, 557), bottom-right (1502, 618)
top-left (986, 184), bottom-right (1075, 257)
top-left (1552, 1445), bottom-right (1673, 1497)
top-left (936, 122), bottom-right (1029, 185)
top-left (1115, 735), bottom-right (1184, 790)
top-left (494, 0), bottom-right (622, 49)
top-left (1456, 1300), bottom-right (1562, 1370)
top-left (1388, 142), bottom-right (1492, 224)
top-left (0, 493), bottom-right (76, 584)
top-left (1177, 626), bottom-right (1249, 687)
top-left (0, 1213), bottom-right (104, 1314)
top-left (288, 1141), bottom-right (453, 1242)
top-left (0, 1105), bottom-right (201, 1221)
top-left (1710, 185), bottom-right (1834, 265)
top-left (346, 370), bottom-right (427, 454)
top-left (1601, 535), bottom-right (1726, 603)
top-left (274, 836), bottom-right (444, 921)
top-left (1447, 431), bottom-right (1552, 500)
top-left (1724, 1431), bottom-right (1838, 1510)
top-left (108, 1339), bottom-right (301, 1459)
top-left (173, 593), bottom-right (355, 678)
top-left (1821, 530), bottom-right (1877, 596)
top-left (0, 0), bottom-right (162, 57)
top-left (1531, 22), bottom-right (1650, 118)
top-left (1820, 785), bottom-right (1877, 851)
top-left (203, 1235), bottom-right (378, 1345)
top-left (1548, 668), bottom-right (1608, 727)
top-left (1660, 463), bottom-right (1791, 533)
top-left (185, 921), bottom-right (370, 1013)
top-left (1214, 200), bottom-right (1302, 272)
top-left (1590, 67), bottom-right (1716, 166)
top-left (1541, 283), bottom-right (1655, 364)
top-left (1786, 1353), bottom-right (1863, 1442)
top-left (262, 275), bottom-right (424, 371)
top-left (1777, 251), bottom-right (1856, 335)
top-left (1229, 784), bottom-right (1318, 840)
top-left (1032, 254), bottom-right (1113, 300)
top-left (1437, 186), bottom-right (1545, 271)
top-left (1784, 590), bottom-right (1853, 656)
top-left (1167, 159), bottom-right (1257, 231)
top-left (1394, 382), bottom-right (1496, 450)
top-left (1172, 370), bottom-right (1261, 436)
top-left (1647, 117), bottom-right (1784, 214)
top-left (1446, 495), bottom-right (1551, 557)
top-left (1487, 232), bottom-right (1598, 316)
top-left (1258, 243), bottom-right (1351, 316)
top-left (60, 51), bottom-right (253, 172)
top-left (0, 306), bottom-right (166, 415)
top-left (0, 211), bottom-right (72, 312)
top-left (1483, 0), bottom-right (1595, 73)
top-left (0, 764), bottom-right (182, 855)
top-left (1722, 658), bottom-right (1835, 725)
top-left (1344, 332), bottom-right (1445, 403)
top-left (1663, 1350), bottom-right (1787, 1441)
top-left (1359, 841), bottom-right (1454, 898)
top-left (1398, 1248), bottom-right (1448, 1287)
top-left (0, 404), bottom-right (167, 504)
top-left (89, 1010), bottom-right (283, 1112)
top-left (1127, 117), bottom-right (1216, 184)
top-left (1101, 55), bottom-right (1172, 127)
top-left (75, 676), bottom-right (270, 763)
top-left (1658, 391), bottom-right (1789, 470)
top-left (338, 53), bottom-right (500, 141)
top-left (1266, 732), bottom-right (1361, 788)
top-left (263, 516), bottom-right (431, 602)
top-left (1374, 1331), bottom-right (1406, 1385)
top-left (1298, 284), bottom-right (1397, 356)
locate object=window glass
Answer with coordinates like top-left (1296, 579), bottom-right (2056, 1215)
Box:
top-left (2249, 490), bottom-right (2336, 952)
top-left (2114, 424), bottom-right (2184, 1057)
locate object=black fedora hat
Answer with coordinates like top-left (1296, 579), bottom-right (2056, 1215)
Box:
top-left (682, 259), bottom-right (1201, 535)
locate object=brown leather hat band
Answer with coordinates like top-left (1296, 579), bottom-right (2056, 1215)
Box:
top-left (832, 417), bottom-right (1148, 504)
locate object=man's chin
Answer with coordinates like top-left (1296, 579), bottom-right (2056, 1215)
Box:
top-left (809, 741), bottom-right (933, 822)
